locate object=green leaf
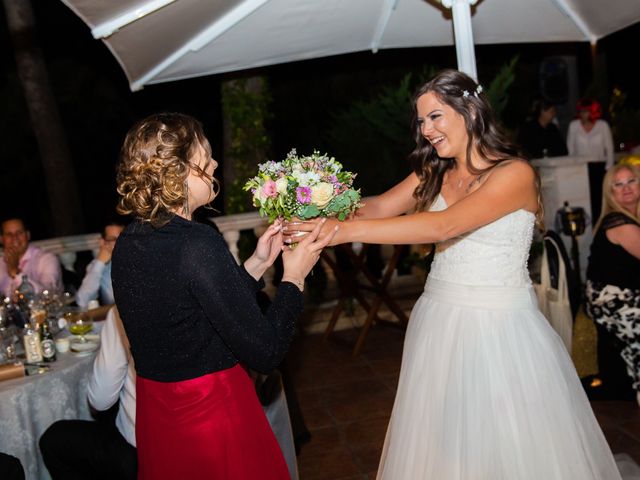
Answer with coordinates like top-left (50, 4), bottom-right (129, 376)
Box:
top-left (298, 204), bottom-right (321, 219)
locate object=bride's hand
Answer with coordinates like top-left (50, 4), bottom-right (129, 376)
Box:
top-left (283, 217), bottom-right (341, 246)
top-left (282, 217), bottom-right (321, 244)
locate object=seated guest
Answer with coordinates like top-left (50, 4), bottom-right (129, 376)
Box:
top-left (75, 222), bottom-right (124, 309)
top-left (585, 164), bottom-right (640, 403)
top-left (0, 218), bottom-right (62, 297)
top-left (40, 307), bottom-right (137, 479)
top-left (0, 452), bottom-right (25, 480)
top-left (517, 99), bottom-right (568, 159)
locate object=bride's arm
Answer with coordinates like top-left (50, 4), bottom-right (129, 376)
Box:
top-left (329, 161), bottom-right (537, 245)
top-left (353, 172), bottom-right (420, 220)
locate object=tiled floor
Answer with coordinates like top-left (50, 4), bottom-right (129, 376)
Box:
top-left (288, 323), bottom-right (640, 479)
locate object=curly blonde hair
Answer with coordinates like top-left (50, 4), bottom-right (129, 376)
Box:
top-left (116, 113), bottom-right (215, 226)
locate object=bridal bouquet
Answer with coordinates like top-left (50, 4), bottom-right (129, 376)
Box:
top-left (244, 149), bottom-right (361, 222)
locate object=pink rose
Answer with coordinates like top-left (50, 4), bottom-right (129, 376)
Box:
top-left (262, 179), bottom-right (278, 198)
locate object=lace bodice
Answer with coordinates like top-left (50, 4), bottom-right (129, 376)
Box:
top-left (428, 195), bottom-right (535, 287)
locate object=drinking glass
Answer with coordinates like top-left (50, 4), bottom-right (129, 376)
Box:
top-left (0, 329), bottom-right (17, 363)
top-left (65, 308), bottom-right (93, 343)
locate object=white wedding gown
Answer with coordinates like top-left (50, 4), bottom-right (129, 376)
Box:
top-left (377, 195), bottom-right (628, 479)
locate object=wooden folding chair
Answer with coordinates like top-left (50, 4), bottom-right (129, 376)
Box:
top-left (322, 244), bottom-right (409, 356)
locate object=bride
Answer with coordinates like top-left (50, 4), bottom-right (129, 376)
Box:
top-left (286, 69), bottom-right (626, 479)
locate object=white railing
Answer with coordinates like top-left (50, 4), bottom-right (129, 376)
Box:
top-left (19, 212), bottom-right (269, 273)
top-left (6, 211), bottom-right (422, 331)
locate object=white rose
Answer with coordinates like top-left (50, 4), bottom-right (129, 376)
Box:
top-left (253, 186), bottom-right (268, 203)
top-left (275, 177), bottom-right (288, 194)
top-left (311, 182), bottom-right (335, 208)
top-left (294, 171), bottom-right (320, 186)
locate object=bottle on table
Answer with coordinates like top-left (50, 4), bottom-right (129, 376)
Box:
top-left (39, 320), bottom-right (56, 363)
top-left (13, 276), bottom-right (35, 329)
top-left (22, 314), bottom-right (43, 363)
top-left (15, 275), bottom-right (35, 304)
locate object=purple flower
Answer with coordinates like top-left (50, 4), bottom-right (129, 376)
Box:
top-left (296, 186), bottom-right (312, 204)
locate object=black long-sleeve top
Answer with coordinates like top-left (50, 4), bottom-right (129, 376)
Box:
top-left (111, 216), bottom-right (303, 382)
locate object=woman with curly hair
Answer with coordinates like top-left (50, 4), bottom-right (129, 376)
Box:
top-left (286, 69), bottom-right (623, 479)
top-left (111, 113), bottom-right (335, 479)
top-left (586, 164), bottom-right (640, 403)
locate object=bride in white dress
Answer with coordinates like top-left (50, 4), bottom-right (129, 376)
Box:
top-left (286, 69), bottom-right (627, 479)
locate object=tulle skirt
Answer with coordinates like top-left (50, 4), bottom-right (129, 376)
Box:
top-left (377, 278), bottom-right (622, 480)
top-left (136, 364), bottom-right (289, 480)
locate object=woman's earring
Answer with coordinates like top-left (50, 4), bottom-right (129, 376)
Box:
top-left (183, 179), bottom-right (190, 217)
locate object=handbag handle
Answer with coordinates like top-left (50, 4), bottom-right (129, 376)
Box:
top-left (539, 240), bottom-right (551, 289)
top-left (543, 236), bottom-right (568, 301)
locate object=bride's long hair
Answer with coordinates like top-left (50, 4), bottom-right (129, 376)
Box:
top-left (410, 69), bottom-right (543, 228)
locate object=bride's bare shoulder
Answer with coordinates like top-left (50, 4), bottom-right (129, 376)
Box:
top-left (488, 159), bottom-right (535, 184)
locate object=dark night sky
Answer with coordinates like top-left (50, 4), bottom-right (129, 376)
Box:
top-left (1, 1), bottom-right (638, 238)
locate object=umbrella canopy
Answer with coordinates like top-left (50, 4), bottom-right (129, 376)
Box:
top-left (60, 0), bottom-right (640, 91)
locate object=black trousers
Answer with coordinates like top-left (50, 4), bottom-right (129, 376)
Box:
top-left (0, 452), bottom-right (25, 480)
top-left (39, 419), bottom-right (137, 480)
top-left (596, 323), bottom-right (636, 401)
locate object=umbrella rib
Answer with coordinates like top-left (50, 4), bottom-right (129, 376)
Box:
top-left (551, 0), bottom-right (597, 43)
top-left (91, 0), bottom-right (176, 39)
top-left (130, 0), bottom-right (273, 91)
top-left (370, 0), bottom-right (399, 53)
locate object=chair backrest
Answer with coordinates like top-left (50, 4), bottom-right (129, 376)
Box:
top-left (543, 230), bottom-right (581, 318)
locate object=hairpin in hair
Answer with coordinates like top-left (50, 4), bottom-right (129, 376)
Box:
top-left (462, 85), bottom-right (482, 99)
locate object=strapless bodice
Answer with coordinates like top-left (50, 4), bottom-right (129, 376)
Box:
top-left (428, 195), bottom-right (536, 287)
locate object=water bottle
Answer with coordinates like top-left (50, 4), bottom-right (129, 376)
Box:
top-left (16, 275), bottom-right (35, 304)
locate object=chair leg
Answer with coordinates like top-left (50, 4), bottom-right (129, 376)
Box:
top-left (352, 297), bottom-right (383, 357)
top-left (324, 298), bottom-right (346, 340)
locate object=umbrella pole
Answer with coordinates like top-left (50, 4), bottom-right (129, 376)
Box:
top-left (441, 0), bottom-right (478, 81)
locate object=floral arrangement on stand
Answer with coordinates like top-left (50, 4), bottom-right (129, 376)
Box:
top-left (244, 149), bottom-right (361, 222)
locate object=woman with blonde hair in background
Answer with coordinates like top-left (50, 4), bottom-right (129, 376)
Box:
top-left (586, 163), bottom-right (640, 404)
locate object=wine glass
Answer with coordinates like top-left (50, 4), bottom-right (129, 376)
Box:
top-left (65, 308), bottom-right (93, 344)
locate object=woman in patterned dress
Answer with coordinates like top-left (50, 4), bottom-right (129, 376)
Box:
top-left (586, 163), bottom-right (640, 404)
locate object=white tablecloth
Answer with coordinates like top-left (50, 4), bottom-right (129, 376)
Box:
top-left (0, 351), bottom-right (95, 480)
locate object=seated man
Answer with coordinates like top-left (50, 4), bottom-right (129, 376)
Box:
top-left (76, 222), bottom-right (124, 309)
top-left (0, 218), bottom-right (62, 298)
top-left (39, 307), bottom-right (137, 479)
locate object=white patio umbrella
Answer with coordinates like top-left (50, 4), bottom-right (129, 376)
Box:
top-left (60, 0), bottom-right (640, 91)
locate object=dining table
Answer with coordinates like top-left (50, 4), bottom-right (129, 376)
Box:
top-left (0, 347), bottom-right (96, 480)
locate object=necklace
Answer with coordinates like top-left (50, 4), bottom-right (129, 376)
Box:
top-left (447, 171), bottom-right (480, 192)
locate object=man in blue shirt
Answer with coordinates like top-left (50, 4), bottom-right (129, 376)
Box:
top-left (76, 222), bottom-right (124, 309)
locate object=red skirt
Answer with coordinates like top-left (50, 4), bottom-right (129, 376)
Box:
top-left (136, 364), bottom-right (290, 480)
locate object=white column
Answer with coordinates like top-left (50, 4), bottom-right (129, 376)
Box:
top-left (441, 0), bottom-right (478, 81)
top-left (222, 229), bottom-right (241, 264)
